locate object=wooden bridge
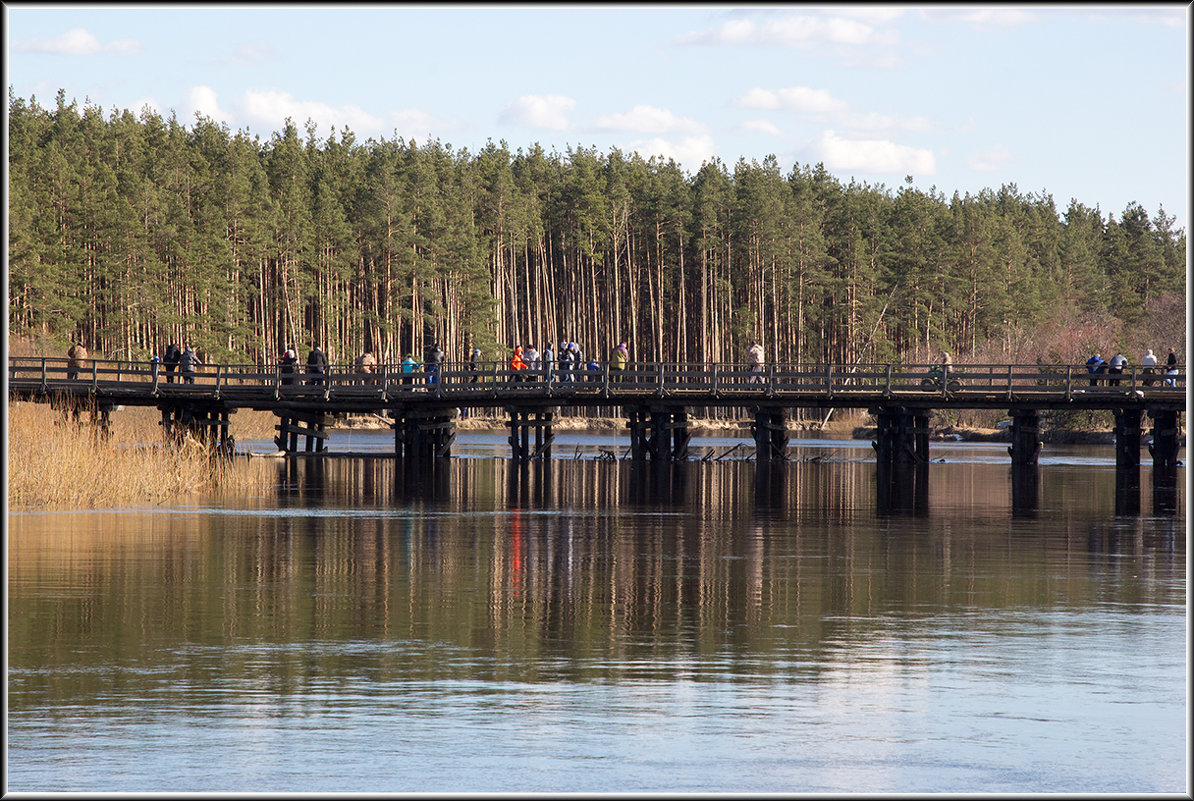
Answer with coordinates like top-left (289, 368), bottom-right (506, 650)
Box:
top-left (9, 355), bottom-right (1186, 512)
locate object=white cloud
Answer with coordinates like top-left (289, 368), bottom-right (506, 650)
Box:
top-left (623, 135), bottom-right (717, 172)
top-left (738, 86), bottom-right (932, 135)
top-left (830, 7), bottom-right (906, 25)
top-left (742, 119), bottom-right (784, 137)
top-left (166, 88), bottom-right (451, 139)
top-left (499, 94), bottom-right (576, 131)
top-left (13, 27), bottom-right (141, 55)
top-left (738, 86), bottom-right (849, 115)
top-left (186, 86), bottom-right (229, 123)
top-left (594, 105), bottom-right (705, 135)
top-left (920, 8), bottom-right (1037, 28)
top-left (764, 15), bottom-right (878, 46)
top-left (675, 13), bottom-right (894, 48)
top-left (844, 110), bottom-right (934, 135)
top-left (958, 8), bottom-right (1037, 27)
top-left (815, 130), bottom-right (935, 175)
top-left (213, 41), bottom-right (279, 67)
top-left (737, 88), bottom-right (780, 111)
top-left (967, 145), bottom-right (1014, 172)
top-left (1085, 8), bottom-right (1185, 27)
top-left (389, 109), bottom-right (453, 141)
top-left (130, 98), bottom-right (161, 118)
top-left (239, 89), bottom-right (386, 135)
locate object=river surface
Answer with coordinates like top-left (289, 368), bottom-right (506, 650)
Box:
top-left (7, 431), bottom-right (1187, 794)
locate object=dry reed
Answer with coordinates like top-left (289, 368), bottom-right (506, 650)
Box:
top-left (7, 401), bottom-right (266, 509)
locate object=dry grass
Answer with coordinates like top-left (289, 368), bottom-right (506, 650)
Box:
top-left (7, 401), bottom-right (266, 509)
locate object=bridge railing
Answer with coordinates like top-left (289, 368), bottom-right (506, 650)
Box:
top-left (9, 357), bottom-right (1186, 399)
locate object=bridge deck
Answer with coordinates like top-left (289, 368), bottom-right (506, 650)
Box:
top-left (9, 357), bottom-right (1187, 414)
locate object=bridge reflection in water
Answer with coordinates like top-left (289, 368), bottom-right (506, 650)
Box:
top-left (9, 356), bottom-right (1186, 516)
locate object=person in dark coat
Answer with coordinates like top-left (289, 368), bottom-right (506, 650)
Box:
top-left (307, 345), bottom-right (328, 386)
top-left (468, 348), bottom-right (481, 384)
top-left (179, 344), bottom-right (200, 384)
top-left (280, 345), bottom-right (298, 386)
top-left (164, 342), bottom-right (181, 383)
top-left (425, 342), bottom-right (445, 387)
top-left (558, 340), bottom-right (574, 383)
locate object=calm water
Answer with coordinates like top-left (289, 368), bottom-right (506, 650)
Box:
top-left (7, 431), bottom-right (1187, 794)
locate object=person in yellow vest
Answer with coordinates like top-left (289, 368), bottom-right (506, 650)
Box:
top-left (610, 341), bottom-right (628, 382)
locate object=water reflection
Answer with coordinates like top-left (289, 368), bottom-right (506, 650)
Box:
top-left (9, 453), bottom-right (1186, 792)
top-left (875, 460), bottom-right (929, 517)
top-left (1010, 465), bottom-right (1040, 518)
top-left (1115, 468), bottom-right (1142, 516)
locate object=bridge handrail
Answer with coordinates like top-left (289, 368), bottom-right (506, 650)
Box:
top-left (8, 356), bottom-right (1186, 400)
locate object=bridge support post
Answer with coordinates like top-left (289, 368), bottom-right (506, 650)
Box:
top-left (506, 407), bottom-right (554, 462)
top-left (160, 404), bottom-right (234, 453)
top-left (1008, 408), bottom-right (1043, 465)
top-left (872, 407), bottom-right (929, 515)
top-left (670, 409), bottom-right (691, 461)
top-left (394, 408), bottom-right (456, 460)
top-left (626, 406), bottom-right (690, 462)
top-left (871, 407), bottom-right (927, 466)
top-left (751, 408), bottom-right (789, 462)
top-left (1148, 409), bottom-right (1181, 515)
top-left (627, 408), bottom-right (648, 461)
top-left (274, 410), bottom-right (332, 454)
top-left (1113, 408), bottom-right (1143, 515)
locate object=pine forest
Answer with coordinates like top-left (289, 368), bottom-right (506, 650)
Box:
top-left (8, 89), bottom-right (1187, 373)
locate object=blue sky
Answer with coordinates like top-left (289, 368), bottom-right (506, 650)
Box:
top-left (6, 4), bottom-right (1189, 231)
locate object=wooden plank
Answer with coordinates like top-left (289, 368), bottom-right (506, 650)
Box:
top-left (274, 422), bottom-right (329, 439)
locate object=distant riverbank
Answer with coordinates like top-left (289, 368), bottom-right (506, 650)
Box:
top-left (333, 412), bottom-right (1122, 445)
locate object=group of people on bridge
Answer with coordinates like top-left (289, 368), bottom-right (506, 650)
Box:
top-left (55, 337), bottom-right (1181, 393)
top-left (1086, 347), bottom-right (1179, 387)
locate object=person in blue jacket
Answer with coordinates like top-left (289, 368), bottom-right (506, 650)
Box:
top-left (1085, 353), bottom-right (1106, 387)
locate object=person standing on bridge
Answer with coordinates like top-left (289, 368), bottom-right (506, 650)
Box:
top-left (558, 341), bottom-right (574, 383)
top-left (356, 349), bottom-right (377, 384)
top-left (66, 340), bottom-right (88, 381)
top-left (610, 341), bottom-right (628, 382)
top-left (510, 346), bottom-right (528, 383)
top-left (180, 344), bottom-right (200, 384)
top-left (164, 342), bottom-right (181, 383)
top-left (280, 345), bottom-right (298, 386)
top-left (468, 348), bottom-right (482, 383)
top-left (524, 344), bottom-right (541, 381)
top-left (401, 353), bottom-right (420, 387)
top-left (747, 341), bottom-right (764, 384)
top-left (542, 343), bottom-right (555, 384)
top-left (1165, 347), bottom-right (1178, 387)
top-left (1140, 348), bottom-right (1157, 386)
top-left (425, 342), bottom-right (445, 387)
top-left (1085, 353), bottom-right (1106, 387)
top-left (307, 345), bottom-right (328, 387)
top-left (1108, 352), bottom-right (1128, 386)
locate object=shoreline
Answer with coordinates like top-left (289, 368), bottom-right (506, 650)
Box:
top-left (332, 413), bottom-right (1129, 445)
